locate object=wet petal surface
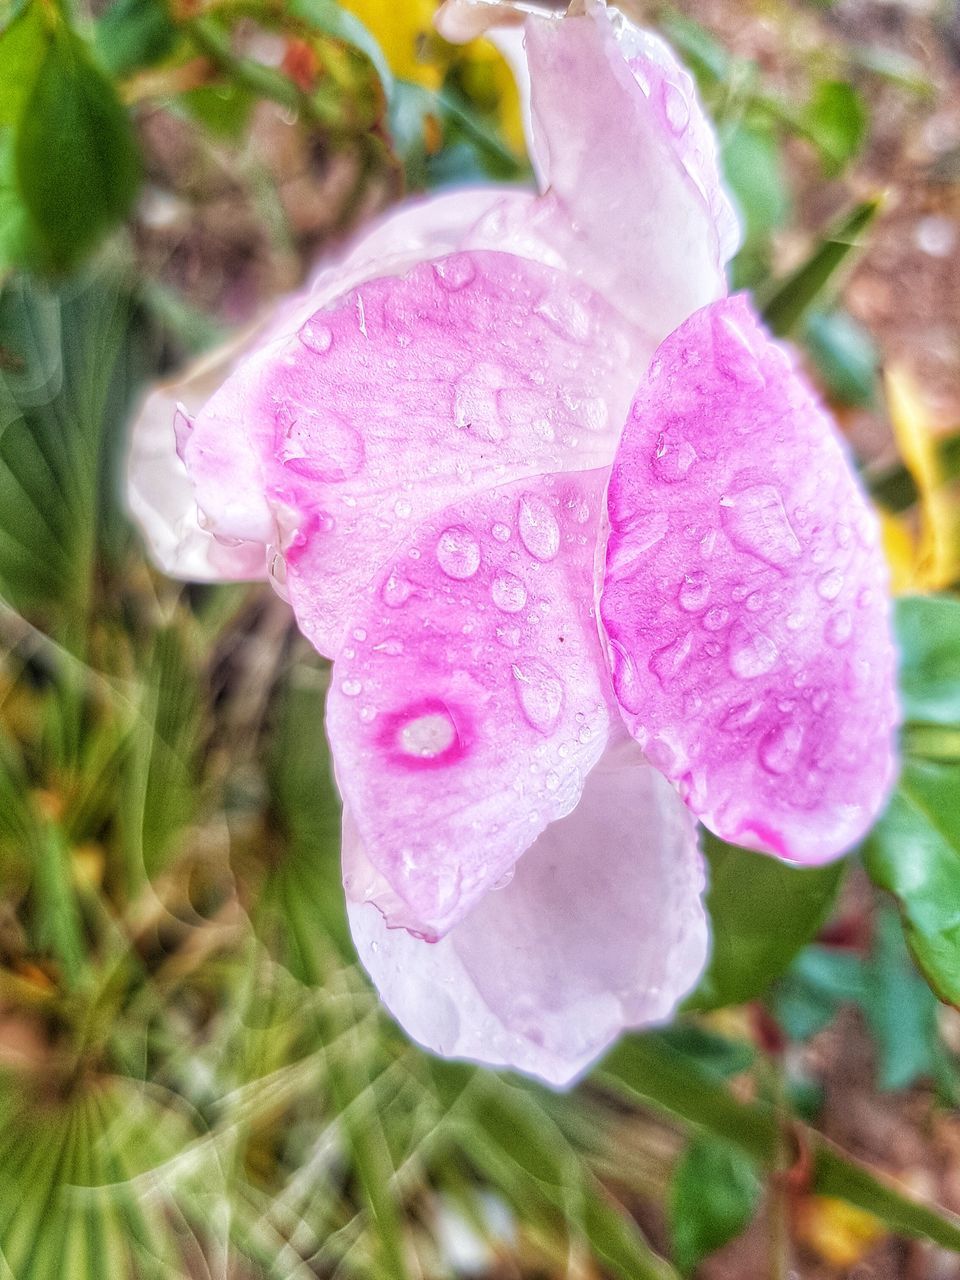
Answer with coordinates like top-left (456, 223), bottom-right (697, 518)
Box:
top-left (600, 295), bottom-right (899, 863)
top-left (347, 741), bottom-right (708, 1086)
top-left (329, 470), bottom-right (615, 938)
top-left (516, 1), bottom-right (737, 340)
top-left (183, 251), bottom-right (635, 655)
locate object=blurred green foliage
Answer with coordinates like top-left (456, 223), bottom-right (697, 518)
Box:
top-left (0, 0), bottom-right (958, 1277)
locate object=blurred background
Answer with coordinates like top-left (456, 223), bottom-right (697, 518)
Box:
top-left (1, 0), bottom-right (960, 1276)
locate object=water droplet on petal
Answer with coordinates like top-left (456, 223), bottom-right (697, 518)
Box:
top-left (728, 625), bottom-right (778, 678)
top-left (298, 319), bottom-right (333, 354)
top-left (436, 526), bottom-right (481, 579)
top-left (817, 569), bottom-right (844, 600)
top-left (608, 639), bottom-right (643, 714)
top-left (678, 571), bottom-right (710, 612)
top-left (759, 722), bottom-right (804, 775)
top-left (511, 659), bottom-right (564, 735)
top-left (341, 678), bottom-right (362, 698)
top-left (491, 572), bottom-right (527, 613)
top-left (535, 292), bottom-right (592, 343)
top-left (826, 610), bottom-right (853, 647)
top-left (518, 495), bottom-right (560, 562)
top-left (649, 632), bottom-right (693, 688)
top-left (267, 549), bottom-right (289, 601)
top-left (382, 570), bottom-right (413, 607)
top-left (276, 402), bottom-right (364, 482)
top-left (720, 484), bottom-right (802, 568)
top-left (492, 522), bottom-right (511, 543)
top-left (652, 431), bottom-right (697, 482)
top-left (453, 363), bottom-right (507, 442)
top-left (662, 78), bottom-right (690, 133)
top-left (702, 606), bottom-right (729, 632)
top-left (432, 254), bottom-right (476, 292)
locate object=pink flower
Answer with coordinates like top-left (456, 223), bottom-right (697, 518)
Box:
top-left (127, 1), bottom-right (898, 1085)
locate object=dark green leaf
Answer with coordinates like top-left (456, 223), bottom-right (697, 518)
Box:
top-left (760, 198), bottom-right (881, 337)
top-left (804, 79), bottom-right (868, 175)
top-left (803, 308), bottom-right (878, 407)
top-left (869, 435), bottom-right (960, 514)
top-left (669, 1134), bottom-right (761, 1274)
top-left (95, 0), bottom-right (177, 78)
top-left (864, 757), bottom-right (960, 1005)
top-left (686, 832), bottom-right (845, 1011)
top-left (15, 27), bottom-right (140, 267)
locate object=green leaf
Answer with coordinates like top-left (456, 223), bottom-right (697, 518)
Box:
top-left (804, 79), bottom-right (868, 175)
top-left (803, 308), bottom-right (878, 407)
top-left (686, 832), bottom-right (845, 1010)
top-left (864, 596), bottom-right (960, 1005)
top-left (95, 0), bottom-right (177, 78)
top-left (870, 434), bottom-right (960, 514)
top-left (760, 198), bottom-right (881, 337)
top-left (15, 27), bottom-right (140, 268)
top-left (721, 121), bottom-right (790, 246)
top-left (0, 1), bottom-right (47, 128)
top-left (861, 909), bottom-right (939, 1091)
top-left (773, 945), bottom-right (865, 1041)
top-left (894, 594), bottom-right (960, 727)
top-left (669, 1134), bottom-right (761, 1274)
top-left (599, 1033), bottom-right (960, 1251)
top-left (864, 757), bottom-right (960, 1004)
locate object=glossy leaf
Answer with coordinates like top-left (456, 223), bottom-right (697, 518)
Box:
top-left (669, 1134), bottom-right (761, 1274)
top-left (686, 833), bottom-right (845, 1011)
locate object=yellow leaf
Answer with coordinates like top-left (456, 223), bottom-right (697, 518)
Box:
top-left (795, 1194), bottom-right (886, 1268)
top-left (885, 365), bottom-right (960, 590)
top-left (879, 509), bottom-right (921, 594)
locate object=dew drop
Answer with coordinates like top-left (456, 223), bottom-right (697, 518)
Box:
top-left (678, 571), bottom-right (710, 612)
top-left (436, 526), bottom-right (481, 579)
top-left (720, 484), bottom-right (802, 568)
top-left (511, 659), bottom-right (564, 735)
top-left (651, 432), bottom-right (697, 482)
top-left (491, 572), bottom-right (527, 613)
top-left (276, 402), bottom-right (364, 483)
top-left (535, 292), bottom-right (592, 343)
top-left (341, 678), bottom-right (362, 698)
top-left (721, 700), bottom-right (763, 732)
top-left (298, 319), bottom-right (334, 354)
top-left (759, 722), bottom-right (804, 775)
top-left (518, 495), bottom-right (560, 562)
top-left (382, 570), bottom-right (413, 607)
top-left (817, 569), bottom-right (844, 601)
top-left (432, 254), bottom-right (476, 292)
top-left (728, 625), bottom-right (778, 679)
top-left (453, 364), bottom-right (507, 442)
top-left (702, 606), bottom-right (729, 632)
top-left (492, 522), bottom-right (511, 543)
top-left (267, 549), bottom-right (289, 601)
top-left (826, 610), bottom-right (853, 647)
top-left (373, 637), bottom-right (404, 655)
top-left (609, 639), bottom-right (643, 714)
top-left (649, 632), bottom-right (693, 688)
top-left (662, 78), bottom-right (690, 133)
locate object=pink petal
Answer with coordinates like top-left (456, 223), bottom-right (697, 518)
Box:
top-left (184, 251), bottom-right (635, 656)
top-left (600, 295), bottom-right (899, 864)
top-left (328, 470), bottom-right (617, 939)
top-left (125, 336), bottom-right (270, 582)
top-left (511, 1), bottom-right (738, 339)
top-left (347, 741), bottom-right (708, 1086)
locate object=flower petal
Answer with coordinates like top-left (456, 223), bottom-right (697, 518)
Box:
top-left (346, 740), bottom-right (708, 1086)
top-left (329, 469), bottom-right (616, 938)
top-left (600, 295), bottom-right (899, 863)
top-left (125, 335), bottom-right (270, 582)
top-left (184, 250), bottom-right (636, 655)
top-left (470, 1), bottom-right (739, 340)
